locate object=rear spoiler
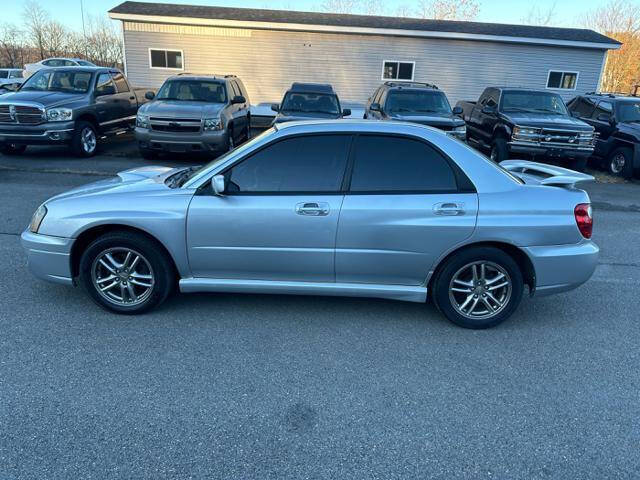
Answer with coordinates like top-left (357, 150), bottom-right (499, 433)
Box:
top-left (500, 160), bottom-right (595, 187)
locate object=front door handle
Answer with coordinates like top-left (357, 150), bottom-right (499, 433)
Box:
top-left (295, 202), bottom-right (330, 216)
top-left (433, 202), bottom-right (465, 216)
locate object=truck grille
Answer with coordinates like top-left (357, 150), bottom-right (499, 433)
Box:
top-left (540, 129), bottom-right (595, 146)
top-left (149, 117), bottom-right (201, 134)
top-left (0, 104), bottom-right (45, 125)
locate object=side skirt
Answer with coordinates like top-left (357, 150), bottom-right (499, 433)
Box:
top-left (179, 278), bottom-right (427, 303)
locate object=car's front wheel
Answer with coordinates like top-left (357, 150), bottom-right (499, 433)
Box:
top-left (0, 143), bottom-right (27, 155)
top-left (71, 121), bottom-right (98, 157)
top-left (490, 137), bottom-right (508, 163)
top-left (432, 247), bottom-right (524, 329)
top-left (79, 231), bottom-right (175, 314)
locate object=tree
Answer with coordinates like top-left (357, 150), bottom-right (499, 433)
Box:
top-left (320, 0), bottom-right (360, 14)
top-left (22, 0), bottom-right (49, 60)
top-left (0, 23), bottom-right (27, 68)
top-left (582, 0), bottom-right (640, 93)
top-left (416, 0), bottom-right (480, 20)
top-left (520, 1), bottom-right (558, 26)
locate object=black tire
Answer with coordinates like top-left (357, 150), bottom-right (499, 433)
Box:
top-left (71, 120), bottom-right (99, 157)
top-left (490, 137), bottom-right (509, 163)
top-left (139, 148), bottom-right (158, 160)
top-left (432, 247), bottom-right (524, 329)
top-left (569, 157), bottom-right (588, 172)
top-left (0, 143), bottom-right (27, 155)
top-left (606, 147), bottom-right (634, 178)
top-left (78, 231), bottom-right (175, 314)
top-left (227, 127), bottom-right (235, 151)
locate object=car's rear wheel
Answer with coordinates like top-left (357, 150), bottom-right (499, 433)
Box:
top-left (432, 247), bottom-right (524, 329)
top-left (71, 121), bottom-right (98, 157)
top-left (607, 147), bottom-right (633, 178)
top-left (490, 137), bottom-right (508, 163)
top-left (0, 143), bottom-right (27, 155)
top-left (79, 231), bottom-right (175, 314)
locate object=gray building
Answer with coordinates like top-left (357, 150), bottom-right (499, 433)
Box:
top-left (109, 1), bottom-right (620, 105)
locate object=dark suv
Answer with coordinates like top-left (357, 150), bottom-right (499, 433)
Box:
top-left (567, 92), bottom-right (640, 177)
top-left (271, 83), bottom-right (350, 124)
top-left (364, 82), bottom-right (466, 140)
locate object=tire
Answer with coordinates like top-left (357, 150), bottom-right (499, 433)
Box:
top-left (71, 120), bottom-right (98, 157)
top-left (490, 137), bottom-right (509, 163)
top-left (432, 247), bottom-right (524, 329)
top-left (139, 148), bottom-right (158, 160)
top-left (78, 231), bottom-right (175, 314)
top-left (606, 147), bottom-right (633, 178)
top-left (227, 127), bottom-right (235, 151)
top-left (0, 143), bottom-right (27, 155)
top-left (569, 157), bottom-right (588, 172)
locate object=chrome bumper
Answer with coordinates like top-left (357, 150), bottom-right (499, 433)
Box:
top-left (21, 230), bottom-right (74, 286)
top-left (523, 240), bottom-right (599, 296)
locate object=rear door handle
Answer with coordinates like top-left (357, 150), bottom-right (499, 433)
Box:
top-left (295, 202), bottom-right (330, 216)
top-left (433, 202), bottom-right (465, 216)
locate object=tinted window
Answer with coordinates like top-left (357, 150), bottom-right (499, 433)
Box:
top-left (592, 101), bottom-right (613, 120)
top-left (95, 73), bottom-right (115, 95)
top-left (156, 80), bottom-right (226, 102)
top-left (21, 70), bottom-right (92, 93)
top-left (0, 71), bottom-right (7, 79)
top-left (227, 135), bottom-right (350, 193)
top-left (617, 101), bottom-right (640, 122)
top-left (501, 91), bottom-right (567, 114)
top-left (281, 92), bottom-right (339, 115)
top-left (385, 91), bottom-right (452, 114)
top-left (350, 135), bottom-right (457, 192)
top-left (9, 70), bottom-right (23, 78)
top-left (110, 72), bottom-right (129, 92)
top-left (569, 97), bottom-right (596, 118)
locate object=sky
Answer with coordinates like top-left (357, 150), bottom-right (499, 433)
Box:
top-left (4, 0), bottom-right (607, 30)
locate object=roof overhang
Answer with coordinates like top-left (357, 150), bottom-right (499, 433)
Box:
top-left (109, 12), bottom-right (621, 50)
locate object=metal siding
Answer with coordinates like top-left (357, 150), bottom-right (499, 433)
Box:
top-left (123, 22), bottom-right (606, 105)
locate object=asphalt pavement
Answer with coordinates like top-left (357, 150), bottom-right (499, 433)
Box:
top-left (1, 141), bottom-right (640, 479)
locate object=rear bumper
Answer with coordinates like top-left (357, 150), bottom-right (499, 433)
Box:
top-left (135, 127), bottom-right (228, 153)
top-left (508, 141), bottom-right (593, 159)
top-left (0, 121), bottom-right (75, 145)
top-left (20, 230), bottom-right (74, 286)
top-left (524, 240), bottom-right (599, 297)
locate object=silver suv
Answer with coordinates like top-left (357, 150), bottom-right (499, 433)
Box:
top-left (135, 74), bottom-right (250, 158)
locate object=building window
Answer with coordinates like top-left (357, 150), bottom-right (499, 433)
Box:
top-left (382, 61), bottom-right (414, 81)
top-left (547, 71), bottom-right (578, 90)
top-left (149, 49), bottom-right (183, 70)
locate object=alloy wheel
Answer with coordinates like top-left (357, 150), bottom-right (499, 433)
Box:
top-left (91, 247), bottom-right (155, 307)
top-left (448, 261), bottom-right (512, 320)
top-left (81, 127), bottom-right (97, 154)
top-left (610, 153), bottom-right (625, 174)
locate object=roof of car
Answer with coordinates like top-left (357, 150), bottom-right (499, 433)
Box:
top-left (110, 1), bottom-right (620, 47)
top-left (287, 83), bottom-right (335, 94)
top-left (167, 74), bottom-right (235, 81)
top-left (32, 66), bottom-right (112, 73)
top-left (382, 81), bottom-right (440, 91)
top-left (583, 92), bottom-right (640, 101)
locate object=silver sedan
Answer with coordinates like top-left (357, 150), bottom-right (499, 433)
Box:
top-left (21, 120), bottom-right (598, 328)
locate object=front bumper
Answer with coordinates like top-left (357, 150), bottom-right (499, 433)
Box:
top-left (0, 121), bottom-right (75, 145)
top-left (508, 141), bottom-right (593, 159)
top-left (523, 240), bottom-right (599, 297)
top-left (21, 230), bottom-right (74, 286)
top-left (135, 127), bottom-right (228, 153)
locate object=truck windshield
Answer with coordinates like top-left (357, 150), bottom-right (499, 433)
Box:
top-left (386, 91), bottom-right (452, 114)
top-left (617, 102), bottom-right (640, 122)
top-left (156, 80), bottom-right (227, 103)
top-left (281, 92), bottom-right (340, 115)
top-left (21, 70), bottom-right (92, 93)
top-left (502, 91), bottom-right (568, 115)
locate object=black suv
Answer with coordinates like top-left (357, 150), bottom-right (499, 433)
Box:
top-left (271, 83), bottom-right (350, 124)
top-left (364, 82), bottom-right (466, 140)
top-left (567, 92), bottom-right (640, 177)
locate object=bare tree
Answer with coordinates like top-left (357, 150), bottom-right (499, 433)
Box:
top-left (320, 0), bottom-right (360, 14)
top-left (0, 23), bottom-right (27, 67)
top-left (44, 20), bottom-right (68, 57)
top-left (361, 0), bottom-right (386, 16)
top-left (520, 1), bottom-right (558, 26)
top-left (582, 0), bottom-right (640, 93)
top-left (416, 0), bottom-right (480, 20)
top-left (23, 0), bottom-right (49, 60)
top-left (395, 4), bottom-right (413, 17)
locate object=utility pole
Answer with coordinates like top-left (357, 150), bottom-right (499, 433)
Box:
top-left (80, 0), bottom-right (88, 58)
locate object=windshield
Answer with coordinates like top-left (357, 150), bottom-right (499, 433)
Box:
top-left (617, 102), bottom-right (640, 122)
top-left (386, 90), bottom-right (452, 114)
top-left (281, 92), bottom-right (340, 115)
top-left (501, 91), bottom-right (568, 115)
top-left (156, 80), bottom-right (227, 103)
top-left (21, 70), bottom-right (92, 93)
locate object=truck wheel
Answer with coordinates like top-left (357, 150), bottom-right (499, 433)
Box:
top-left (78, 230), bottom-right (175, 314)
top-left (71, 121), bottom-right (98, 157)
top-left (432, 247), bottom-right (524, 329)
top-left (607, 147), bottom-right (633, 178)
top-left (0, 143), bottom-right (27, 155)
top-left (490, 138), bottom-right (508, 163)
top-left (569, 157), bottom-right (588, 172)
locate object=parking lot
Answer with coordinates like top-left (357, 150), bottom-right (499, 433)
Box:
top-left (2, 140), bottom-right (640, 479)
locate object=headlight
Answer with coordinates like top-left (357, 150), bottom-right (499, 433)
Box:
top-left (29, 204), bottom-right (47, 233)
top-left (136, 114), bottom-right (150, 129)
top-left (203, 118), bottom-right (222, 131)
top-left (46, 108), bottom-right (72, 122)
top-left (512, 126), bottom-right (542, 141)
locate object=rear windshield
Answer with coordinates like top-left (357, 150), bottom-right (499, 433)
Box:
top-left (76, 60), bottom-right (96, 66)
top-left (501, 91), bottom-right (568, 115)
top-left (21, 70), bottom-right (92, 93)
top-left (156, 80), bottom-right (227, 103)
top-left (617, 102), bottom-right (640, 123)
top-left (281, 92), bottom-right (340, 115)
top-left (386, 90), bottom-right (452, 114)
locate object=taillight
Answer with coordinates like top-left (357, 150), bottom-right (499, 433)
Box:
top-left (574, 203), bottom-right (593, 239)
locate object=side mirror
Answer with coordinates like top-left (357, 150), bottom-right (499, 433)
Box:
top-left (212, 174), bottom-right (226, 196)
top-left (145, 91), bottom-right (155, 100)
top-left (271, 103), bottom-right (280, 112)
top-left (95, 85), bottom-right (116, 97)
top-left (481, 105), bottom-right (496, 115)
top-left (452, 105), bottom-right (463, 116)
top-left (342, 108), bottom-right (351, 117)
top-left (370, 102), bottom-right (381, 112)
top-left (232, 95), bottom-right (246, 105)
